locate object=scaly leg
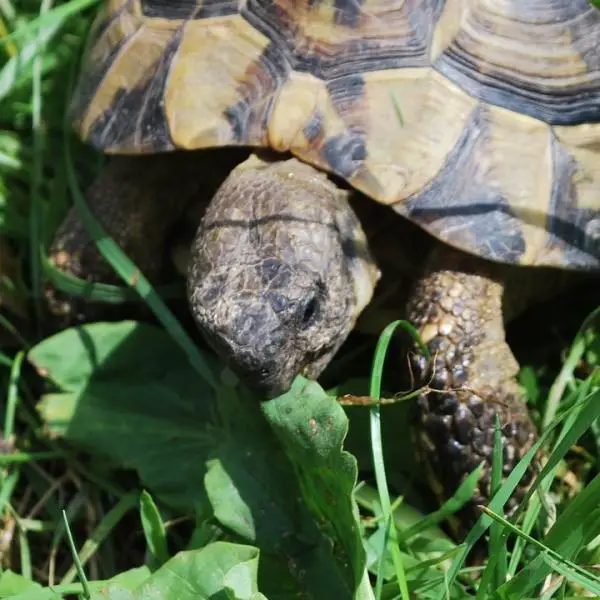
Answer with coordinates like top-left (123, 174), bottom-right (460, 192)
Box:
top-left (407, 245), bottom-right (538, 535)
top-left (46, 150), bottom-right (243, 325)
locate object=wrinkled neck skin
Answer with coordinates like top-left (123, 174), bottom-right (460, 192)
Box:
top-left (187, 155), bottom-right (380, 398)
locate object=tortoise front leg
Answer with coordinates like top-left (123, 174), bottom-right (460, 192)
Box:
top-left (406, 245), bottom-right (538, 536)
top-left (46, 150), bottom-right (242, 325)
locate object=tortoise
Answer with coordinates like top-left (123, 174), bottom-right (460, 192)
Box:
top-left (48, 0), bottom-right (600, 536)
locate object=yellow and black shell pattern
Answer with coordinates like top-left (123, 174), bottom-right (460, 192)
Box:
top-left (72, 0), bottom-right (600, 270)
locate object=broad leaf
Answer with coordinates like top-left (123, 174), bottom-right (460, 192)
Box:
top-left (91, 542), bottom-right (266, 600)
top-left (205, 379), bottom-right (368, 598)
top-left (31, 322), bottom-right (369, 598)
top-left (31, 321), bottom-right (218, 509)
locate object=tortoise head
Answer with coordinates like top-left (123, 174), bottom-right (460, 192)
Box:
top-left (188, 156), bottom-right (380, 398)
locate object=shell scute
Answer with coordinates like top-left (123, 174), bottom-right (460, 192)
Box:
top-left (73, 0), bottom-right (600, 268)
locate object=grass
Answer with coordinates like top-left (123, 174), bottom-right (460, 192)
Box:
top-left (1, 1), bottom-right (600, 599)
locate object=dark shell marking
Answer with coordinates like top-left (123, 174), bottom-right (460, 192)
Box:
top-left (433, 0), bottom-right (600, 125)
top-left (72, 0), bottom-right (600, 270)
top-left (142, 0), bottom-right (238, 19)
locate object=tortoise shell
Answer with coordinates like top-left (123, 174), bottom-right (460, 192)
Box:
top-left (72, 0), bottom-right (600, 270)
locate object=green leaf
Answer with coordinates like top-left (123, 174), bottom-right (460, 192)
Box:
top-left (90, 542), bottom-right (267, 600)
top-left (102, 567), bottom-right (153, 590)
top-left (0, 571), bottom-right (62, 599)
top-left (139, 490), bottom-right (169, 568)
top-left (30, 321), bottom-right (220, 509)
top-left (31, 323), bottom-right (368, 597)
top-left (495, 471), bottom-right (600, 597)
top-left (205, 377), bottom-right (368, 598)
top-left (0, 571), bottom-right (58, 598)
top-left (262, 378), bottom-right (366, 590)
top-left (63, 125), bottom-right (219, 391)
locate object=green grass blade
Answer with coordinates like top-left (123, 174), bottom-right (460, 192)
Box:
top-left (43, 253), bottom-right (184, 303)
top-left (473, 417), bottom-right (505, 600)
top-left (0, 451), bottom-right (62, 464)
top-left (521, 386), bottom-right (600, 512)
top-left (62, 509), bottom-right (91, 599)
top-left (540, 552), bottom-right (600, 597)
top-left (442, 375), bottom-right (600, 596)
top-left (4, 349), bottom-right (23, 440)
top-left (490, 416), bottom-right (507, 585)
top-left (0, 311), bottom-right (29, 348)
top-left (0, 8), bottom-right (62, 101)
top-left (397, 463), bottom-right (483, 543)
top-left (483, 505), bottom-right (600, 597)
top-left (0, 469), bottom-right (19, 516)
top-left (61, 492), bottom-right (138, 585)
top-left (436, 411), bottom-right (565, 597)
top-left (61, 62), bottom-right (219, 391)
top-left (27, 0), bottom-right (53, 329)
top-left (508, 378), bottom-right (593, 576)
top-left (498, 472), bottom-right (600, 596)
top-left (17, 521), bottom-right (32, 580)
top-left (0, 0), bottom-right (97, 48)
top-left (542, 305), bottom-right (600, 430)
top-left (139, 490), bottom-right (169, 569)
top-left (370, 320), bottom-right (423, 600)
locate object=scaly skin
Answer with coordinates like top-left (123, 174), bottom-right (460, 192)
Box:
top-left (407, 246), bottom-right (538, 535)
top-left (187, 155), bottom-right (380, 396)
top-left (188, 157), bottom-right (563, 535)
top-left (47, 152), bottom-right (569, 542)
top-left (46, 150), bottom-right (245, 325)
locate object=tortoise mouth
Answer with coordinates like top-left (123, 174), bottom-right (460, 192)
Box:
top-left (240, 372), bottom-right (293, 400)
top-left (226, 356), bottom-right (297, 400)
top-left (198, 327), bottom-right (298, 400)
